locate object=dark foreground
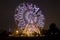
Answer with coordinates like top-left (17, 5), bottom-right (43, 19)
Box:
top-left (0, 36), bottom-right (60, 40)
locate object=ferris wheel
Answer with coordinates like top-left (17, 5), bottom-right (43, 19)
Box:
top-left (14, 3), bottom-right (45, 30)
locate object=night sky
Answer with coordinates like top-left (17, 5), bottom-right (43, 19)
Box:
top-left (0, 0), bottom-right (60, 31)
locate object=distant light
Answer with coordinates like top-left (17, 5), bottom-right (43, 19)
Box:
top-left (55, 32), bottom-right (58, 35)
top-left (51, 32), bottom-right (53, 35)
top-left (9, 34), bottom-right (13, 37)
top-left (16, 30), bottom-right (19, 34)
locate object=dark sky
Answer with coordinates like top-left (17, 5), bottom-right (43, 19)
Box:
top-left (0, 0), bottom-right (60, 31)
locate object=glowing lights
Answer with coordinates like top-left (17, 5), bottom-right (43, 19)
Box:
top-left (14, 3), bottom-right (45, 30)
top-left (16, 30), bottom-right (19, 34)
top-left (22, 23), bottom-right (41, 37)
top-left (14, 2), bottom-right (45, 37)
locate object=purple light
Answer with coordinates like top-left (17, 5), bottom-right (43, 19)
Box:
top-left (14, 3), bottom-right (45, 30)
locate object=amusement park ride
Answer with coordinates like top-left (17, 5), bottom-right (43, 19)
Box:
top-left (10, 2), bottom-right (45, 37)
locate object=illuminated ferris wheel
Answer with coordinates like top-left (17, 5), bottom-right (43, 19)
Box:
top-left (14, 3), bottom-right (45, 30)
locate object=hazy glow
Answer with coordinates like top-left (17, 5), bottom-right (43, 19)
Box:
top-left (14, 3), bottom-right (45, 30)
top-left (16, 30), bottom-right (19, 34)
